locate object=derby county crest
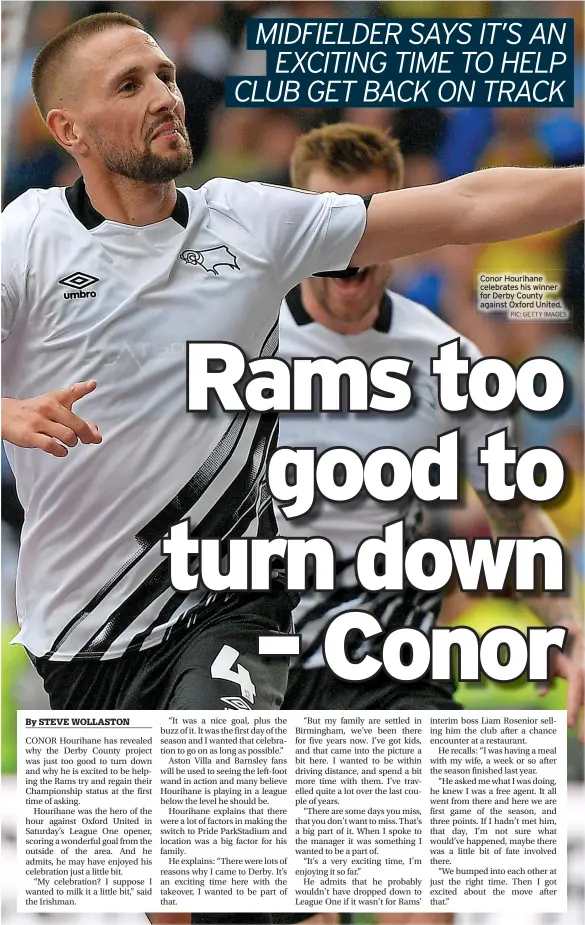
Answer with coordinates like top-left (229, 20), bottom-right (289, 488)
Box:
top-left (180, 246), bottom-right (240, 275)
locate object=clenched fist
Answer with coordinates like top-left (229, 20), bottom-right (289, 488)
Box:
top-left (2, 380), bottom-right (102, 457)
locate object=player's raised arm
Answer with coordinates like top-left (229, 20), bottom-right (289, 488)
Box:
top-left (351, 165), bottom-right (584, 265)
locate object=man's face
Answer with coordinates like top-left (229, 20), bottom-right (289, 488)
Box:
top-left (302, 167), bottom-right (395, 327)
top-left (68, 27), bottom-right (193, 182)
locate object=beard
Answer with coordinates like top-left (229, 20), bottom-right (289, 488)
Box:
top-left (90, 126), bottom-right (194, 182)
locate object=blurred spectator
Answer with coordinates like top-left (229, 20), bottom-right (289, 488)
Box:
top-left (386, 148), bottom-right (509, 355)
top-left (474, 108), bottom-right (566, 279)
top-left (181, 106), bottom-right (268, 186)
top-left (437, 108), bottom-right (494, 178)
top-left (386, 155), bottom-right (445, 315)
top-left (253, 110), bottom-right (303, 185)
top-left (11, 2), bottom-right (71, 111)
top-left (342, 108), bottom-right (392, 132)
top-left (152, 1), bottom-right (231, 79)
top-left (3, 100), bottom-right (68, 204)
top-left (382, 1), bottom-right (490, 13)
top-left (3, 3), bottom-right (74, 203)
top-left (548, 422), bottom-right (584, 545)
top-left (537, 0), bottom-right (584, 167)
top-left (229, 0), bottom-right (340, 78)
top-left (391, 107), bottom-right (447, 158)
top-left (182, 106), bottom-right (303, 188)
top-left (480, 108), bottom-right (552, 169)
top-left (514, 321), bottom-right (584, 454)
top-left (151, 2), bottom-right (225, 163)
top-left (230, 2), bottom-right (295, 78)
top-left (563, 222), bottom-right (584, 342)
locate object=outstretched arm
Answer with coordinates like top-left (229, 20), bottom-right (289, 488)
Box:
top-left (351, 165), bottom-right (584, 264)
top-left (477, 491), bottom-right (584, 742)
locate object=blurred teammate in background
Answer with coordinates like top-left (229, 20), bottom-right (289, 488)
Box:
top-left (1, 12), bottom-right (584, 925)
top-left (276, 123), bottom-right (584, 925)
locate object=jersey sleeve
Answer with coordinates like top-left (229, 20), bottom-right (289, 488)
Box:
top-left (205, 179), bottom-right (367, 293)
top-left (1, 191), bottom-right (38, 342)
top-left (460, 339), bottom-right (513, 494)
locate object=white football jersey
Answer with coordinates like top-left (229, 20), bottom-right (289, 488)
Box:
top-left (277, 286), bottom-right (510, 667)
top-left (1, 178), bottom-right (366, 660)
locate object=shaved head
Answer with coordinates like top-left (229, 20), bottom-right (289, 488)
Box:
top-left (31, 12), bottom-right (144, 119)
top-left (31, 12), bottom-right (193, 186)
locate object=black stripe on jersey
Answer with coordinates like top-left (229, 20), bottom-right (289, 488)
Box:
top-left (49, 318), bottom-right (280, 657)
top-left (297, 584), bottom-right (445, 666)
top-left (127, 465), bottom-right (280, 654)
top-left (50, 409), bottom-right (251, 651)
top-left (119, 415), bottom-right (279, 655)
top-left (63, 413), bottom-right (279, 658)
top-left (47, 414), bottom-right (244, 654)
top-left (137, 410), bottom-right (250, 548)
top-left (285, 284), bottom-right (312, 326)
top-left (294, 498), bottom-right (437, 663)
top-left (262, 314), bottom-right (280, 358)
top-left (374, 292), bottom-right (393, 334)
top-left (138, 316), bottom-right (279, 549)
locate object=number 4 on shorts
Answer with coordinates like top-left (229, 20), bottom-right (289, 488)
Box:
top-left (211, 645), bottom-right (256, 704)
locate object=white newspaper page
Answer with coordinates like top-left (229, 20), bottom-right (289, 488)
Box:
top-left (18, 710), bottom-right (566, 916)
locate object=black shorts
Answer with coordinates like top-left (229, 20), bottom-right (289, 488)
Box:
top-left (282, 664), bottom-right (461, 711)
top-left (27, 590), bottom-right (295, 712)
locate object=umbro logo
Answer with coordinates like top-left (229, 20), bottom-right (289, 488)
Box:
top-left (180, 246), bottom-right (240, 275)
top-left (221, 697), bottom-right (252, 710)
top-left (59, 272), bottom-right (99, 300)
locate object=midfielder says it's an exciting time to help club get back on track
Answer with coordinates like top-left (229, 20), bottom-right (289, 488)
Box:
top-left (1, 11), bottom-right (584, 925)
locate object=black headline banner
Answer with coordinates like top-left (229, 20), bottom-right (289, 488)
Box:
top-left (226, 18), bottom-right (574, 108)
